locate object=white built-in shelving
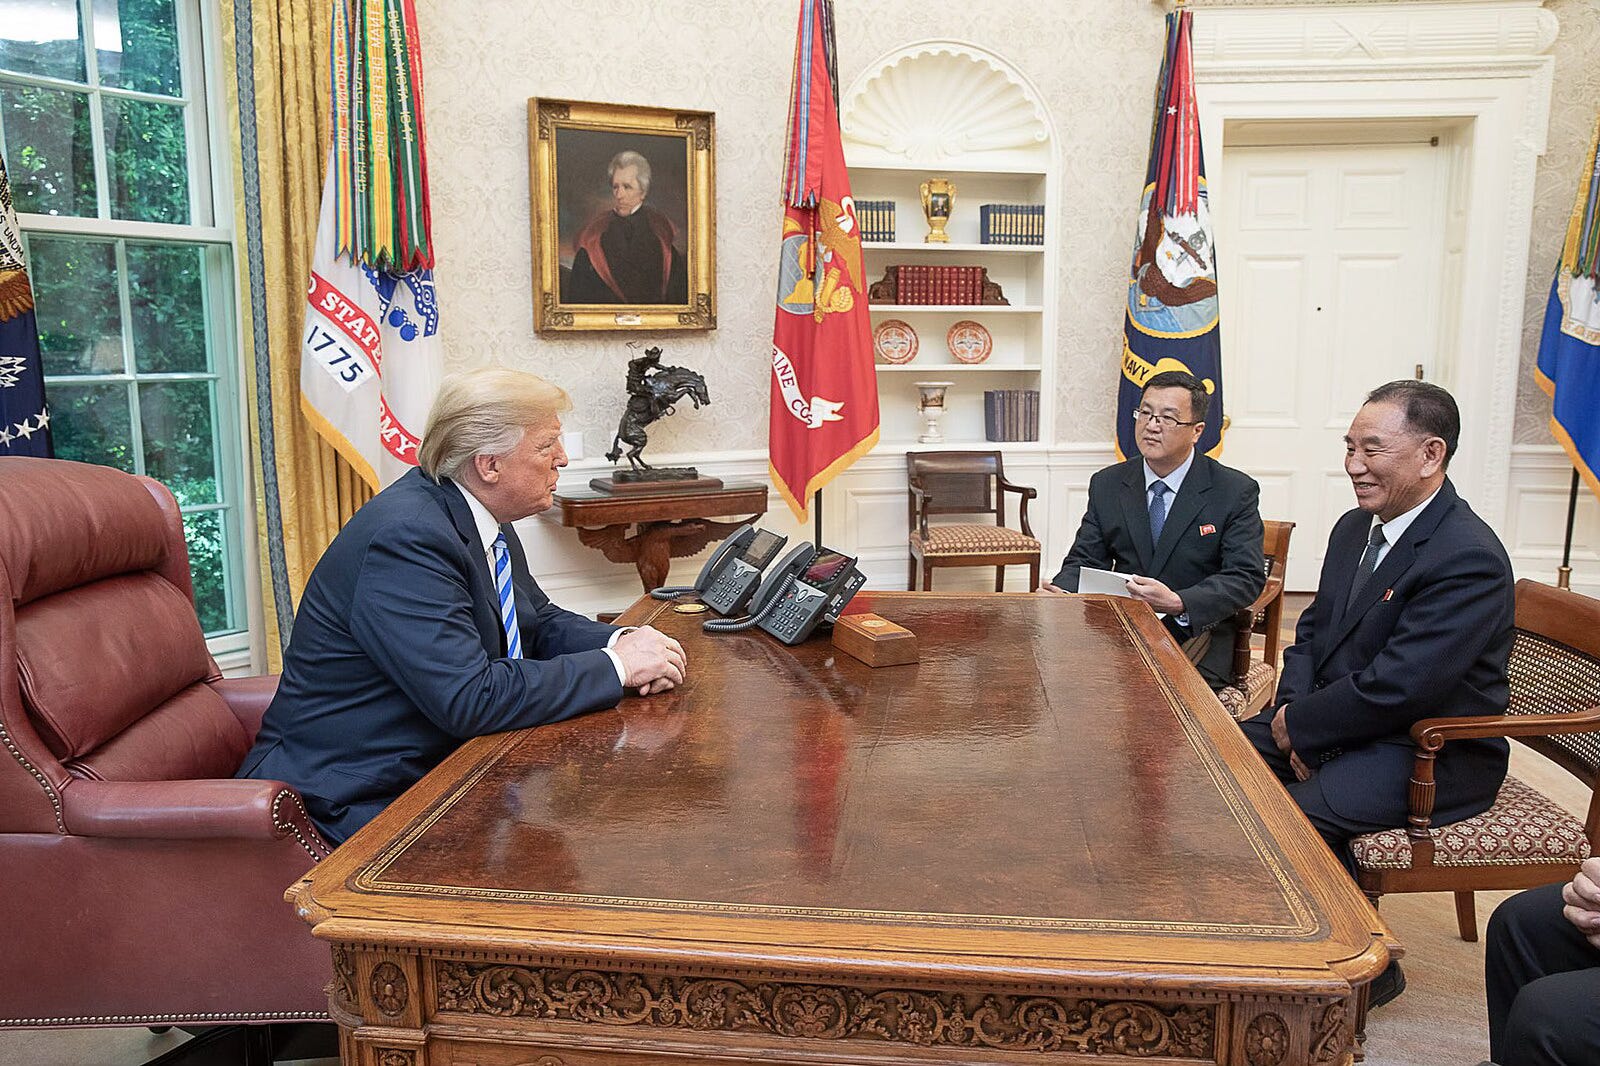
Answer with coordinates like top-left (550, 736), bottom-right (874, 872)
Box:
top-left (841, 40), bottom-right (1057, 449)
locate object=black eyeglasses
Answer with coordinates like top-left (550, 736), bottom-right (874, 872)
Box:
top-left (1133, 409), bottom-right (1200, 429)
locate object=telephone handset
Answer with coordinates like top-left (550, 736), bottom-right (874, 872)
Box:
top-left (702, 543), bottom-right (865, 645)
top-left (649, 523), bottom-right (788, 615)
top-left (702, 543), bottom-right (816, 633)
top-left (756, 547), bottom-right (865, 645)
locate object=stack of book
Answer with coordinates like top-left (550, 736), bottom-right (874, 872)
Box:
top-left (890, 265), bottom-right (988, 304)
top-left (984, 389), bottom-right (1040, 442)
top-left (979, 204), bottom-right (1045, 245)
top-left (857, 200), bottom-right (896, 243)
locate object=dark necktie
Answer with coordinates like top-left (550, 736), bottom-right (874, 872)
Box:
top-left (1348, 522), bottom-right (1387, 606)
top-left (1149, 480), bottom-right (1170, 544)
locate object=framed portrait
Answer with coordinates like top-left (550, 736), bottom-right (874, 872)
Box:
top-left (528, 98), bottom-right (716, 333)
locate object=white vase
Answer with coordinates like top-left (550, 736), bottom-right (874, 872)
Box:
top-left (915, 381), bottom-right (954, 444)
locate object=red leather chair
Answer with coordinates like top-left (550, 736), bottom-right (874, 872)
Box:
top-left (0, 457), bottom-right (331, 1040)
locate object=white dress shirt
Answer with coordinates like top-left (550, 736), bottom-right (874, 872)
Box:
top-left (1363, 485), bottom-right (1442, 570)
top-left (453, 482), bottom-right (629, 685)
top-left (1144, 448), bottom-right (1196, 625)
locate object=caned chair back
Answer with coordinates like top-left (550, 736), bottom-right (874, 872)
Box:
top-left (1506, 580), bottom-right (1600, 789)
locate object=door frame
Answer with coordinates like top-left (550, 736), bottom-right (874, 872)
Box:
top-left (1192, 0), bottom-right (1557, 532)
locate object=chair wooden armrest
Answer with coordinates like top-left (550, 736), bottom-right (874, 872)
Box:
top-left (1230, 575), bottom-right (1284, 682)
top-left (909, 483), bottom-right (933, 539)
top-left (1400, 707), bottom-right (1600, 845)
top-left (997, 478), bottom-right (1037, 537)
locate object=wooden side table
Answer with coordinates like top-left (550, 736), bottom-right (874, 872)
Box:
top-left (545, 481), bottom-right (770, 590)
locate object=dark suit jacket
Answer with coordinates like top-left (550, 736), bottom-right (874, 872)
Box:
top-left (1052, 454), bottom-right (1265, 686)
top-left (1267, 478), bottom-right (1513, 827)
top-left (238, 468), bottom-right (623, 844)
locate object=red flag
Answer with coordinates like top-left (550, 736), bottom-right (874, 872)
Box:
top-left (769, 0), bottom-right (878, 522)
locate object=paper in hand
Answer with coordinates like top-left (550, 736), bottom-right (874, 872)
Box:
top-left (1076, 566), bottom-right (1166, 619)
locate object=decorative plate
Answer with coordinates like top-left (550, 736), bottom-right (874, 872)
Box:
top-left (873, 319), bottom-right (919, 364)
top-left (947, 320), bottom-right (993, 364)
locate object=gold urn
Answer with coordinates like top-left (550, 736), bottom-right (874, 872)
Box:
top-left (919, 178), bottom-right (956, 243)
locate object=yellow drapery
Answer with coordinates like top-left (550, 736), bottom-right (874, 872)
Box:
top-left (220, 0), bottom-right (372, 669)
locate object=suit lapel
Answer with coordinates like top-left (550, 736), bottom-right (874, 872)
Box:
top-left (1117, 459), bottom-right (1155, 573)
top-left (1151, 454), bottom-right (1211, 575)
top-left (436, 475), bottom-right (506, 657)
top-left (1315, 480), bottom-right (1457, 669)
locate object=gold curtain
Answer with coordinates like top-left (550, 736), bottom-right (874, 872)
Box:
top-left (220, 0), bottom-right (372, 669)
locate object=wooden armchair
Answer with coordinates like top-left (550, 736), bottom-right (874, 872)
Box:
top-left (1351, 579), bottom-right (1600, 941)
top-left (1216, 520), bottom-right (1294, 720)
top-left (906, 451), bottom-right (1040, 592)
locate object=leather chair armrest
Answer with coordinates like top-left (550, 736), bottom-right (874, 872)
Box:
top-left (60, 778), bottom-right (333, 858)
top-left (210, 674), bottom-right (281, 742)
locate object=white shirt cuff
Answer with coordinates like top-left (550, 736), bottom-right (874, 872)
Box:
top-left (604, 627), bottom-right (635, 686)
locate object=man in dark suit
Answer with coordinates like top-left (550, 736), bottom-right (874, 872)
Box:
top-left (1243, 379), bottom-right (1514, 1007)
top-left (564, 149), bottom-right (688, 306)
top-left (1041, 370), bottom-right (1265, 689)
top-left (239, 369), bottom-right (686, 845)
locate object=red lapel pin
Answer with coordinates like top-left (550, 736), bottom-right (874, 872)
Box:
top-left (1383, 588), bottom-right (1394, 601)
top-left (1199, 524), bottom-right (1216, 536)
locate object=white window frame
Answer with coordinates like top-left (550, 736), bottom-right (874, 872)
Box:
top-left (0, 0), bottom-right (259, 671)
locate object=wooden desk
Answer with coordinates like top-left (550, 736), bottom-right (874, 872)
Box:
top-left (544, 482), bottom-right (769, 590)
top-left (290, 593), bottom-right (1392, 1066)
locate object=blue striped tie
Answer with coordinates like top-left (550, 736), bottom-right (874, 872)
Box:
top-left (492, 532), bottom-right (522, 659)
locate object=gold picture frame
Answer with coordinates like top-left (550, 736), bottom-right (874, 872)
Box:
top-left (529, 98), bottom-right (716, 333)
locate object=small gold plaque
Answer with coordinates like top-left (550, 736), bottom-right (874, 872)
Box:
top-left (672, 602), bottom-right (709, 614)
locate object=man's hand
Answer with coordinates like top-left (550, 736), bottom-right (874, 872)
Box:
top-left (612, 625), bottom-right (686, 696)
top-left (1036, 582), bottom-right (1067, 595)
top-left (1124, 575), bottom-right (1185, 615)
top-left (1271, 704), bottom-right (1313, 782)
top-left (1562, 857), bottom-right (1600, 950)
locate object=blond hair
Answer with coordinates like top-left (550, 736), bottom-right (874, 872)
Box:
top-left (418, 368), bottom-right (572, 481)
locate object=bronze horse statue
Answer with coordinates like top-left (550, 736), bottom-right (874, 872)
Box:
top-left (605, 347), bottom-right (711, 474)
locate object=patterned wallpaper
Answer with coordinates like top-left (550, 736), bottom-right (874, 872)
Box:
top-left (412, 0), bottom-right (1597, 457)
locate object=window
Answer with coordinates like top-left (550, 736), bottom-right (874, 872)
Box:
top-left (0, 0), bottom-right (249, 647)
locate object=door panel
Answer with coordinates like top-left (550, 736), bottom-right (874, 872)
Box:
top-left (1219, 138), bottom-right (1444, 590)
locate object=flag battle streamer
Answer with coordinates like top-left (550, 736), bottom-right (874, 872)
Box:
top-left (768, 0), bottom-right (879, 522)
top-left (1116, 8), bottom-right (1224, 461)
top-left (301, 0), bottom-right (441, 488)
top-left (0, 152), bottom-right (51, 458)
top-left (1535, 108), bottom-right (1600, 498)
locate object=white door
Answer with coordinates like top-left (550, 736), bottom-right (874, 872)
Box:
top-left (1217, 137), bottom-right (1447, 590)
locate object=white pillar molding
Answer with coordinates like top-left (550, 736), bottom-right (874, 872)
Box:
top-left (1189, 1), bottom-right (1556, 531)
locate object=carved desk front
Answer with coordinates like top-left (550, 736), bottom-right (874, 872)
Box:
top-left (289, 593), bottom-right (1391, 1066)
top-left (544, 482), bottom-right (768, 591)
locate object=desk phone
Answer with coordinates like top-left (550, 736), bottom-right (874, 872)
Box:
top-left (649, 524), bottom-right (788, 615)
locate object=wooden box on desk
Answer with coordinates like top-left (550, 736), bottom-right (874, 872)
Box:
top-left (831, 612), bottom-right (919, 666)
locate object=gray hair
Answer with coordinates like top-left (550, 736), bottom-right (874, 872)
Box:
top-left (418, 368), bottom-right (572, 481)
top-left (607, 150), bottom-right (651, 196)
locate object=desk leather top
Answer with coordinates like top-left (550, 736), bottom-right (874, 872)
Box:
top-left (292, 593), bottom-right (1388, 992)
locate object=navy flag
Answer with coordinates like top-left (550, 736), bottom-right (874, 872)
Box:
top-left (1117, 8), bottom-right (1222, 460)
top-left (0, 151), bottom-right (51, 457)
top-left (1535, 109), bottom-right (1600, 496)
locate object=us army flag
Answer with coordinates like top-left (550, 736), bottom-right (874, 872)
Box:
top-left (300, 0), bottom-right (439, 487)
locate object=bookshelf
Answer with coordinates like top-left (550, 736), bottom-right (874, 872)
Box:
top-left (841, 41), bottom-right (1057, 449)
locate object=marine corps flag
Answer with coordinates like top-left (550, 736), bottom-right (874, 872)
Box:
top-left (1117, 8), bottom-right (1224, 460)
top-left (1535, 108), bottom-right (1600, 498)
top-left (301, 0), bottom-right (441, 488)
top-left (769, 0), bottom-right (879, 521)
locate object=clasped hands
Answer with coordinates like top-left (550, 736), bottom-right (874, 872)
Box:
top-left (1271, 704), bottom-right (1314, 782)
top-left (612, 625), bottom-right (687, 696)
top-left (1035, 576), bottom-right (1186, 615)
top-left (1563, 856), bottom-right (1600, 950)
